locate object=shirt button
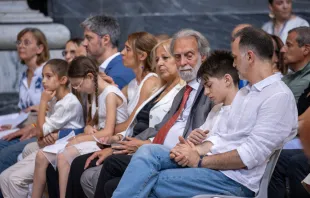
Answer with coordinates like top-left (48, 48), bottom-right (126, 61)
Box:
top-left (150, 115), bottom-right (153, 119)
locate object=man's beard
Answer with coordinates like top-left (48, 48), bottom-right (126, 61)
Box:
top-left (178, 56), bottom-right (202, 82)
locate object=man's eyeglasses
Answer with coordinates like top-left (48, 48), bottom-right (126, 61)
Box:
top-left (71, 78), bottom-right (84, 90)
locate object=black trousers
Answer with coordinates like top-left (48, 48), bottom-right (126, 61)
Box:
top-left (46, 153), bottom-right (96, 198)
top-left (94, 154), bottom-right (132, 198)
top-left (268, 149), bottom-right (310, 198)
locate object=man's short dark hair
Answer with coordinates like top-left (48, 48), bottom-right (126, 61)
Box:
top-left (232, 27), bottom-right (274, 61)
top-left (197, 50), bottom-right (239, 86)
top-left (288, 26), bottom-right (310, 47)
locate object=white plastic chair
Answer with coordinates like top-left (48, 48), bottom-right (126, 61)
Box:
top-left (193, 149), bottom-right (282, 198)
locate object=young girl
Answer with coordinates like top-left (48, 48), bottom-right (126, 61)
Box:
top-left (0, 59), bottom-right (84, 198)
top-left (33, 56), bottom-right (129, 198)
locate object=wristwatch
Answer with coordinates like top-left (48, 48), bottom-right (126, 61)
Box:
top-left (197, 155), bottom-right (205, 168)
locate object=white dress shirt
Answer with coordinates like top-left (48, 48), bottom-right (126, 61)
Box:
top-left (99, 52), bottom-right (120, 72)
top-left (206, 74), bottom-right (298, 193)
top-left (43, 93), bottom-right (85, 136)
top-left (163, 80), bottom-right (200, 149)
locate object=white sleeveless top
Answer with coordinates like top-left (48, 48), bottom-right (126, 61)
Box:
top-left (91, 85), bottom-right (128, 129)
top-left (127, 72), bottom-right (158, 115)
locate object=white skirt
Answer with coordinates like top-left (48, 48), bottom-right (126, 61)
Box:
top-left (43, 141), bottom-right (100, 169)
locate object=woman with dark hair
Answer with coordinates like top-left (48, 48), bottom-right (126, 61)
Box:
top-left (262, 0), bottom-right (309, 43)
top-left (270, 34), bottom-right (288, 76)
top-left (62, 38), bottom-right (86, 63)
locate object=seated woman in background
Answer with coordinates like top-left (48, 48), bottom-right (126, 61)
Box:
top-left (262, 0), bottom-right (309, 43)
top-left (0, 28), bottom-right (50, 175)
top-left (43, 32), bottom-right (161, 198)
top-left (270, 34), bottom-right (288, 77)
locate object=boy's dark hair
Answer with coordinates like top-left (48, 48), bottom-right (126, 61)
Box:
top-left (44, 59), bottom-right (69, 86)
top-left (197, 50), bottom-right (239, 86)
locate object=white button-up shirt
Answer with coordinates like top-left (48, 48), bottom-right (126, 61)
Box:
top-left (99, 52), bottom-right (120, 72)
top-left (18, 64), bottom-right (44, 110)
top-left (163, 80), bottom-right (199, 149)
top-left (207, 74), bottom-right (298, 193)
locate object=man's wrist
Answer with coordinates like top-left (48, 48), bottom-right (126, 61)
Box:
top-left (197, 155), bottom-right (205, 168)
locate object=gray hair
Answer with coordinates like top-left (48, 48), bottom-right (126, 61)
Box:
top-left (289, 26), bottom-right (310, 47)
top-left (81, 15), bottom-right (120, 48)
top-left (170, 29), bottom-right (211, 57)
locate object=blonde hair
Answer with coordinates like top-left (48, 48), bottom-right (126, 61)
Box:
top-left (150, 39), bottom-right (173, 71)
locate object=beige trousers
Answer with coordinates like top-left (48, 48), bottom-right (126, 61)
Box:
top-left (0, 151), bottom-right (37, 198)
top-left (22, 141), bottom-right (40, 158)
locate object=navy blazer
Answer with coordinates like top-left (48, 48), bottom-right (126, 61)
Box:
top-left (104, 55), bottom-right (135, 89)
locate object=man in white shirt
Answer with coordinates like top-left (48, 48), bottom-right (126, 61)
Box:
top-left (112, 27), bottom-right (298, 198)
top-left (81, 15), bottom-right (134, 89)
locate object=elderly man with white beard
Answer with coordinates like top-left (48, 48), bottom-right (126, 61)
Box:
top-left (77, 29), bottom-right (214, 198)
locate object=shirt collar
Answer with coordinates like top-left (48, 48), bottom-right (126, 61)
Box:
top-left (245, 73), bottom-right (281, 92)
top-left (99, 52), bottom-right (120, 71)
top-left (294, 61), bottom-right (310, 74)
top-left (23, 62), bottom-right (45, 79)
top-left (187, 79), bottom-right (200, 90)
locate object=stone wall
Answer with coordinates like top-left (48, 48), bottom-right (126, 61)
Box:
top-left (48, 0), bottom-right (310, 50)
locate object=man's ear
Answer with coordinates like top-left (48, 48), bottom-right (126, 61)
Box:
top-left (247, 50), bottom-right (255, 65)
top-left (101, 34), bottom-right (111, 46)
top-left (303, 44), bottom-right (310, 56)
top-left (201, 55), bottom-right (207, 62)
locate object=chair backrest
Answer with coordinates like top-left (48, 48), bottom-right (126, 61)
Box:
top-left (255, 149), bottom-right (282, 198)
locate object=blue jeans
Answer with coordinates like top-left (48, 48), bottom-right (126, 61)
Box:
top-left (0, 137), bottom-right (36, 174)
top-left (112, 144), bottom-right (254, 198)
